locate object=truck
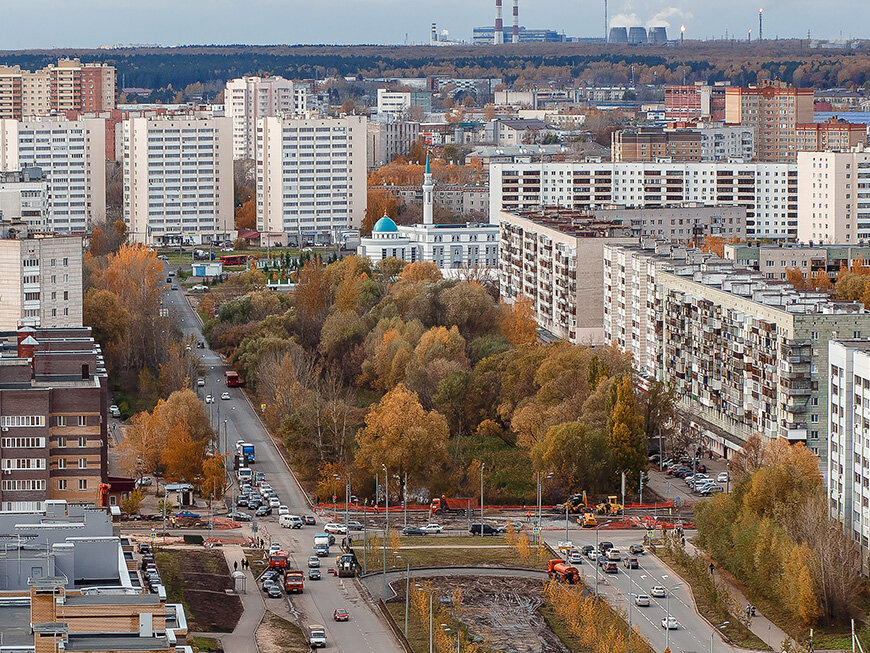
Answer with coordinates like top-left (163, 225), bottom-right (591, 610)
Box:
top-left (596, 495), bottom-right (623, 515)
top-left (308, 624), bottom-right (327, 648)
top-left (547, 559), bottom-right (580, 584)
top-left (235, 442), bottom-right (255, 464)
top-left (556, 491), bottom-right (591, 514)
top-left (430, 496), bottom-right (479, 516)
top-left (336, 553), bottom-right (356, 578)
top-left (284, 570), bottom-right (304, 593)
top-left (313, 533), bottom-right (330, 556)
top-left (268, 551), bottom-right (289, 570)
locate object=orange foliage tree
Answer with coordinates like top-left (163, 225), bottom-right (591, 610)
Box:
top-left (500, 295), bottom-right (537, 345)
top-left (235, 197), bottom-right (256, 230)
top-left (363, 188), bottom-right (399, 235)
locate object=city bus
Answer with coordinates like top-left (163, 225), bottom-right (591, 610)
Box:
top-left (219, 254), bottom-right (251, 266)
top-left (225, 370), bottom-right (243, 387)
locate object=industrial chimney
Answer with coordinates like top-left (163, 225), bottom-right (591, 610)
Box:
top-left (431, 22), bottom-right (438, 45)
top-left (494, 0), bottom-right (504, 44)
top-left (512, 0), bottom-right (519, 43)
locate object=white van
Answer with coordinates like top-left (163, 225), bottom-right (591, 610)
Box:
top-left (280, 514), bottom-right (303, 529)
top-left (237, 467), bottom-right (253, 483)
top-left (309, 624), bottom-right (327, 648)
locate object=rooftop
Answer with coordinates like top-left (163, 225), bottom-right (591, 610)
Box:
top-left (505, 208), bottom-right (633, 239)
top-left (63, 634), bottom-right (172, 651)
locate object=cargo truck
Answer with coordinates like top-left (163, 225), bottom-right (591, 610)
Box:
top-left (284, 570), bottom-right (304, 593)
top-left (547, 559), bottom-right (580, 584)
top-left (430, 496), bottom-right (478, 515)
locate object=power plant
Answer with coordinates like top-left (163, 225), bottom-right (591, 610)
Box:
top-left (494, 0), bottom-right (503, 44)
top-left (472, 0), bottom-right (565, 45)
top-left (607, 25), bottom-right (669, 44)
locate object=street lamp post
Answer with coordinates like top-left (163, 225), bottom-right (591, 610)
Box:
top-left (403, 471), bottom-right (408, 528)
top-left (536, 471), bottom-right (552, 545)
top-left (564, 502), bottom-right (569, 544)
top-left (665, 583), bottom-right (683, 651)
top-left (479, 462), bottom-right (485, 537)
top-left (382, 463), bottom-right (389, 597)
top-left (711, 621), bottom-right (730, 653)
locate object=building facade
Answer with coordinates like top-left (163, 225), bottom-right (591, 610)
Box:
top-left (797, 148), bottom-right (870, 245)
top-left (0, 118), bottom-right (106, 233)
top-left (224, 76), bottom-right (299, 159)
top-left (0, 167), bottom-right (48, 233)
top-left (256, 114), bottom-right (367, 240)
top-left (489, 161), bottom-right (798, 239)
top-left (796, 117), bottom-right (866, 154)
top-left (0, 235), bottom-right (83, 330)
top-left (724, 83), bottom-right (814, 162)
top-left (0, 327), bottom-right (108, 512)
top-left (663, 82), bottom-right (729, 122)
top-left (612, 128), bottom-right (703, 162)
top-left (724, 242), bottom-right (870, 278)
top-left (0, 59), bottom-right (116, 120)
top-left (366, 117), bottom-right (420, 168)
top-left (122, 114), bottom-right (234, 245)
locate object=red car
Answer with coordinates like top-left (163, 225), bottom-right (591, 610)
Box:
top-left (333, 608), bottom-right (350, 622)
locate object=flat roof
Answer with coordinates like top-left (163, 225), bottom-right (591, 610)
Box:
top-left (65, 593), bottom-right (159, 606)
top-left (0, 604), bottom-right (32, 646)
top-left (64, 635), bottom-right (171, 651)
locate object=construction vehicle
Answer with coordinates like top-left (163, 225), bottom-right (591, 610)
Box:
top-left (596, 496), bottom-right (623, 515)
top-left (579, 511), bottom-right (597, 528)
top-left (430, 496), bottom-right (478, 516)
top-left (336, 553), bottom-right (356, 578)
top-left (268, 551), bottom-right (289, 570)
top-left (547, 559), bottom-right (580, 584)
top-left (283, 570), bottom-right (304, 593)
top-left (556, 491), bottom-right (591, 514)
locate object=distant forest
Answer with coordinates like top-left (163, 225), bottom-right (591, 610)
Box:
top-left (2, 41), bottom-right (870, 98)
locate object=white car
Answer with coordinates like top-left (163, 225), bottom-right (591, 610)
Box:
top-left (586, 549), bottom-right (599, 561)
top-left (651, 586), bottom-right (667, 598)
top-left (634, 594), bottom-right (651, 607)
top-left (567, 550), bottom-right (584, 564)
top-left (661, 616), bottom-right (679, 630)
top-left (278, 505), bottom-right (290, 516)
top-left (191, 284), bottom-right (208, 291)
top-left (220, 392), bottom-right (231, 400)
top-left (269, 543), bottom-right (282, 554)
top-left (717, 471), bottom-right (730, 483)
top-left (109, 404), bottom-right (121, 418)
top-left (422, 524), bottom-right (443, 534)
top-left (268, 497), bottom-right (281, 508)
top-left (197, 378), bottom-right (205, 387)
top-left (205, 394), bottom-right (214, 404)
top-left (324, 523), bottom-right (348, 535)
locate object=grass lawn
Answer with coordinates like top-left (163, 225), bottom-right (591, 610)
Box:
top-left (256, 611), bottom-right (311, 653)
top-left (189, 636), bottom-right (223, 652)
top-left (656, 547), bottom-right (768, 650)
top-left (155, 549), bottom-right (242, 632)
top-left (360, 535), bottom-right (550, 573)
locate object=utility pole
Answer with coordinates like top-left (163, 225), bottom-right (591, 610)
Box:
top-left (479, 462), bottom-right (485, 537)
top-left (382, 464), bottom-right (388, 596)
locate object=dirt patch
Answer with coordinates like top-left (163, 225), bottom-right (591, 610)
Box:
top-left (155, 549), bottom-right (242, 632)
top-left (391, 576), bottom-right (569, 653)
top-left (256, 610), bottom-right (311, 653)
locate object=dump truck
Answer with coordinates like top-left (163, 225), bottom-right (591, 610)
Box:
top-left (268, 551), bottom-right (289, 570)
top-left (336, 553), bottom-right (356, 578)
top-left (547, 559), bottom-right (580, 584)
top-left (556, 491), bottom-right (590, 514)
top-left (430, 496), bottom-right (478, 516)
top-left (284, 570), bottom-right (304, 593)
top-left (596, 495), bottom-right (623, 515)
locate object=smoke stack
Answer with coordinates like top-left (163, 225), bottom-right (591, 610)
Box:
top-left (512, 0), bottom-right (519, 43)
top-left (431, 22), bottom-right (437, 44)
top-left (604, 0), bottom-right (608, 41)
top-left (758, 8), bottom-right (763, 41)
top-left (494, 0), bottom-right (504, 44)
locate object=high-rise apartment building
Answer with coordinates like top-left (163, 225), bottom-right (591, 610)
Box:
top-left (664, 82), bottom-right (730, 122)
top-left (0, 118), bottom-right (106, 233)
top-left (256, 115), bottom-right (367, 240)
top-left (0, 326), bottom-right (108, 512)
top-left (604, 241), bottom-right (870, 462)
top-left (0, 59), bottom-right (115, 120)
top-left (489, 161), bottom-right (798, 239)
top-left (724, 82), bottom-right (814, 162)
top-left (0, 168), bottom-right (48, 233)
top-left (796, 117), bottom-right (866, 154)
top-left (366, 117), bottom-right (420, 168)
top-left (224, 76), bottom-right (301, 159)
top-left (797, 148), bottom-right (870, 245)
top-left (0, 235), bottom-right (83, 330)
top-left (612, 125), bottom-right (756, 163)
top-left (122, 114), bottom-right (234, 245)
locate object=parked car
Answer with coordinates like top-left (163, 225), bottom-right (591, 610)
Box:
top-left (109, 404), bottom-right (121, 418)
top-left (333, 608), bottom-right (350, 622)
top-left (308, 568), bottom-right (321, 580)
top-left (308, 556), bottom-right (321, 568)
top-left (402, 526), bottom-right (426, 536)
top-left (661, 616), bottom-right (679, 630)
top-left (324, 523), bottom-right (347, 535)
top-left (635, 594), bottom-right (651, 606)
top-left (422, 524), bottom-right (443, 534)
top-left (191, 284), bottom-right (208, 291)
top-left (303, 515), bottom-right (316, 525)
top-left (717, 471), bottom-right (730, 483)
top-left (346, 521), bottom-right (363, 531)
top-left (469, 523), bottom-right (502, 536)
top-left (651, 586), bottom-right (667, 598)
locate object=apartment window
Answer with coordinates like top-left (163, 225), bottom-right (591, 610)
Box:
top-left (58, 436), bottom-right (66, 448)
top-left (78, 479), bottom-right (87, 491)
top-left (78, 436), bottom-right (86, 447)
top-left (57, 416), bottom-right (66, 427)
top-left (78, 458), bottom-right (87, 469)
top-left (811, 414), bottom-right (820, 423)
top-left (58, 480), bottom-right (67, 491)
top-left (1, 437), bottom-right (45, 448)
top-left (77, 416), bottom-right (86, 427)
top-left (57, 458), bottom-right (66, 469)
top-left (1, 416), bottom-right (45, 428)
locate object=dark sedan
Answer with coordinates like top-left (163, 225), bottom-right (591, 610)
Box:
top-left (402, 526), bottom-right (426, 536)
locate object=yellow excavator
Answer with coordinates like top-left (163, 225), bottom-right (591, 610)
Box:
top-left (596, 495), bottom-right (623, 515)
top-left (556, 491), bottom-right (590, 514)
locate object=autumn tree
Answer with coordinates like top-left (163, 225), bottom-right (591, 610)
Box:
top-left (363, 189), bottom-right (399, 235)
top-left (83, 288), bottom-right (129, 365)
top-left (235, 197), bottom-right (256, 230)
top-left (157, 336), bottom-right (203, 398)
top-left (296, 257), bottom-right (331, 349)
top-left (701, 235), bottom-right (725, 257)
top-left (606, 376), bottom-right (647, 490)
top-left (500, 295), bottom-right (537, 345)
top-left (785, 267), bottom-right (808, 290)
top-left (161, 422), bottom-right (206, 485)
top-left (201, 453), bottom-right (226, 500)
top-left (400, 261), bottom-right (442, 284)
top-left (355, 384), bottom-right (450, 489)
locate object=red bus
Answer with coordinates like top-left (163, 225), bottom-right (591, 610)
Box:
top-left (225, 370), bottom-right (243, 387)
top-left (219, 255), bottom-right (251, 266)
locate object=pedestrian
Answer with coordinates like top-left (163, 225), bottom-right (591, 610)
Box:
top-left (751, 605), bottom-right (756, 617)
top-left (233, 561), bottom-right (238, 571)
top-left (681, 535), bottom-right (686, 547)
top-left (709, 562), bottom-right (715, 575)
top-left (746, 604), bottom-right (751, 619)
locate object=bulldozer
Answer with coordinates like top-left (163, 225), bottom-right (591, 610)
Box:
top-left (556, 491), bottom-right (590, 514)
top-left (596, 495), bottom-right (623, 515)
top-left (578, 511), bottom-right (597, 528)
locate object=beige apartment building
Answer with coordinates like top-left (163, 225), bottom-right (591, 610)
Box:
top-left (0, 59), bottom-right (115, 120)
top-left (257, 114), bottom-right (367, 241)
top-left (122, 114), bottom-right (234, 245)
top-left (611, 128), bottom-right (703, 162)
top-left (796, 117), bottom-right (866, 154)
top-left (724, 82), bottom-right (814, 162)
top-left (797, 148), bottom-right (870, 245)
top-left (0, 118), bottom-right (106, 232)
top-left (224, 75), bottom-right (301, 159)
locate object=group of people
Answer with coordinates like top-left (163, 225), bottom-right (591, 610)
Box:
top-left (745, 604), bottom-right (757, 618)
top-left (233, 559), bottom-right (250, 572)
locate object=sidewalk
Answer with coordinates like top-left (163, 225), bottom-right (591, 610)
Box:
top-left (219, 544), bottom-right (266, 653)
top-left (683, 538), bottom-right (789, 651)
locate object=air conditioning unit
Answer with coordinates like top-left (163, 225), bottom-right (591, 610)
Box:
top-left (1, 427), bottom-right (9, 432)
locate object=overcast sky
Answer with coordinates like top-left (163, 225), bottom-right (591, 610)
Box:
top-left (0, 0), bottom-right (860, 49)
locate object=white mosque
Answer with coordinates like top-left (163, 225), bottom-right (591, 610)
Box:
top-left (357, 153), bottom-right (499, 271)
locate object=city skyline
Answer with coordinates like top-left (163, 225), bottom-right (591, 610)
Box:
top-left (0, 0), bottom-right (862, 49)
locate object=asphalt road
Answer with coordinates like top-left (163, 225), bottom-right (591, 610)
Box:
top-left (541, 523), bottom-right (734, 653)
top-left (162, 278), bottom-right (402, 653)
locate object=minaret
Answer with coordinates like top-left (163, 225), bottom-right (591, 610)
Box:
top-left (422, 151), bottom-right (434, 225)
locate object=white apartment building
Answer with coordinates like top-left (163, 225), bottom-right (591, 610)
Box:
top-left (604, 241), bottom-right (870, 461)
top-left (377, 90), bottom-right (411, 115)
top-left (797, 148), bottom-right (870, 244)
top-left (0, 118), bottom-right (106, 233)
top-left (0, 168), bottom-right (48, 233)
top-left (224, 76), bottom-right (301, 159)
top-left (828, 340), bottom-right (870, 547)
top-left (696, 124), bottom-right (755, 161)
top-left (256, 115), bottom-right (367, 240)
top-left (489, 161), bottom-right (798, 239)
top-left (122, 115), bottom-right (234, 245)
top-left (366, 117), bottom-right (420, 168)
top-left (0, 235), bottom-right (83, 330)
